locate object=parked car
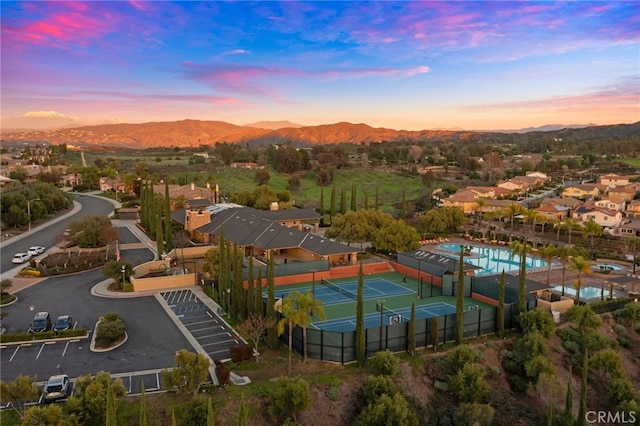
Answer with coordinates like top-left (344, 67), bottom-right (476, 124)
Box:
top-left (27, 246), bottom-right (46, 256)
top-left (53, 315), bottom-right (73, 332)
top-left (12, 253), bottom-right (31, 264)
top-left (31, 311), bottom-right (52, 332)
top-left (63, 228), bottom-right (72, 236)
top-left (42, 375), bottom-right (71, 403)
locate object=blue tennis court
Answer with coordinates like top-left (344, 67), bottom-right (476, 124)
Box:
top-left (312, 302), bottom-right (457, 332)
top-left (271, 278), bottom-right (415, 306)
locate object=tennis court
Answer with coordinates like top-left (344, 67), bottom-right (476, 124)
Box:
top-left (272, 277), bottom-right (415, 306)
top-left (312, 301), bottom-right (457, 332)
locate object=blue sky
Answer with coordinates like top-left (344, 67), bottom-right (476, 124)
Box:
top-left (1, 1), bottom-right (638, 130)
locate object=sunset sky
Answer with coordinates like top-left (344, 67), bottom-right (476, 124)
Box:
top-left (1, 1), bottom-right (638, 131)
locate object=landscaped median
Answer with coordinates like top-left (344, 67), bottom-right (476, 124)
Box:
top-left (90, 312), bottom-right (127, 352)
top-left (0, 328), bottom-right (88, 344)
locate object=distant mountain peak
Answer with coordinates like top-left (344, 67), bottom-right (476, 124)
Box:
top-left (244, 120), bottom-right (303, 130)
top-left (24, 110), bottom-right (73, 118)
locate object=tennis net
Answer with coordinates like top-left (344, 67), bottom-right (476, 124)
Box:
top-left (320, 278), bottom-right (357, 300)
top-left (376, 302), bottom-right (407, 324)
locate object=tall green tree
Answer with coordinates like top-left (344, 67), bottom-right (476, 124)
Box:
top-left (400, 184), bottom-right (406, 220)
top-left (363, 190), bottom-right (369, 210)
top-left (164, 181), bottom-right (173, 251)
top-left (139, 380), bottom-right (148, 426)
top-left (563, 370), bottom-right (574, 426)
top-left (277, 291), bottom-right (307, 375)
top-left (155, 213), bottom-right (164, 259)
top-left (407, 302), bottom-right (416, 356)
top-left (330, 186), bottom-right (336, 222)
top-left (570, 256), bottom-right (593, 304)
top-left (105, 381), bottom-right (117, 426)
top-left (430, 317), bottom-right (439, 351)
top-left (355, 262), bottom-right (366, 366)
top-left (247, 256), bottom-right (255, 318)
top-left (219, 231), bottom-right (229, 311)
top-left (578, 351), bottom-right (588, 426)
top-left (539, 244), bottom-right (557, 286)
top-left (625, 236), bottom-right (640, 275)
top-left (161, 350), bottom-right (211, 396)
top-left (497, 270), bottom-right (505, 339)
top-left (0, 374), bottom-right (40, 420)
top-left (207, 397), bottom-right (215, 426)
top-left (296, 291), bottom-right (326, 362)
top-left (582, 219), bottom-right (602, 258)
top-left (456, 246), bottom-right (465, 344)
top-left (266, 252), bottom-right (278, 348)
top-left (509, 239), bottom-right (528, 313)
top-left (319, 187), bottom-right (325, 224)
top-left (340, 187), bottom-right (347, 214)
top-left (351, 182), bottom-right (357, 211)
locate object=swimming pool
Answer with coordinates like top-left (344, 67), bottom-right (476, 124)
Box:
top-left (591, 263), bottom-right (625, 273)
top-left (438, 243), bottom-right (554, 276)
top-left (552, 285), bottom-right (610, 300)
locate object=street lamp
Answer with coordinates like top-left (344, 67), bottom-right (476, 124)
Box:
top-left (27, 198), bottom-right (40, 231)
top-left (309, 269), bottom-right (317, 299)
top-left (29, 305), bottom-right (35, 340)
top-left (121, 265), bottom-right (126, 290)
top-left (377, 299), bottom-right (385, 351)
top-left (227, 288), bottom-right (231, 313)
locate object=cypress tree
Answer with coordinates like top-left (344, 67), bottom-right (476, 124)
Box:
top-left (140, 180), bottom-right (148, 231)
top-left (164, 181), bottom-right (173, 251)
top-left (351, 182), bottom-right (357, 211)
top-left (330, 186), bottom-right (336, 222)
top-left (563, 369), bottom-right (574, 426)
top-left (497, 269), bottom-right (505, 339)
top-left (236, 245), bottom-right (246, 321)
top-left (400, 184), bottom-right (406, 220)
top-left (355, 262), bottom-right (366, 366)
top-left (207, 397), bottom-right (215, 426)
top-left (363, 191), bottom-right (369, 210)
top-left (578, 351), bottom-right (588, 426)
top-left (430, 317), bottom-right (439, 351)
top-left (340, 187), bottom-right (346, 214)
top-left (106, 382), bottom-right (117, 426)
top-left (139, 380), bottom-right (148, 426)
top-left (518, 239), bottom-right (528, 314)
top-left (219, 231), bottom-right (228, 311)
top-left (230, 244), bottom-right (239, 319)
top-left (155, 213), bottom-right (164, 260)
top-left (266, 252), bottom-right (278, 348)
top-left (375, 185), bottom-right (379, 210)
top-left (247, 256), bottom-right (255, 317)
top-left (456, 245), bottom-right (465, 344)
top-left (256, 269), bottom-right (264, 316)
top-left (407, 302), bottom-right (416, 356)
top-left (319, 187), bottom-right (324, 225)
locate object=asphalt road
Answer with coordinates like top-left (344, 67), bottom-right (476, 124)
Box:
top-left (0, 193), bottom-right (116, 275)
top-left (1, 259), bottom-right (195, 382)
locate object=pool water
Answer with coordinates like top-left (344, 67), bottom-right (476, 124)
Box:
top-left (438, 243), bottom-right (554, 276)
top-left (553, 285), bottom-right (610, 299)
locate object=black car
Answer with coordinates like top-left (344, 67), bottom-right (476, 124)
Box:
top-left (31, 312), bottom-right (52, 333)
top-left (53, 315), bottom-right (73, 332)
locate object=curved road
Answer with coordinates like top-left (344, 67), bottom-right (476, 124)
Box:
top-left (0, 193), bottom-right (117, 275)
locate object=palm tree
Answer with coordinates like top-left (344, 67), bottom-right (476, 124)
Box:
top-left (569, 256), bottom-right (593, 304)
top-left (276, 291), bottom-right (306, 375)
top-left (582, 219), bottom-right (602, 259)
top-left (538, 244), bottom-right (557, 286)
top-left (295, 291), bottom-right (326, 362)
top-left (555, 244), bottom-right (572, 297)
top-left (625, 236), bottom-right (640, 276)
top-left (562, 217), bottom-right (581, 245)
top-left (503, 203), bottom-right (523, 231)
top-left (509, 238), bottom-right (528, 313)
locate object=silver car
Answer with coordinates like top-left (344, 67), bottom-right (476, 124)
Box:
top-left (27, 246), bottom-right (46, 256)
top-left (42, 375), bottom-right (71, 403)
top-left (12, 253), bottom-right (31, 264)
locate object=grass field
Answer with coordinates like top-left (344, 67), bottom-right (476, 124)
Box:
top-left (620, 157), bottom-right (640, 168)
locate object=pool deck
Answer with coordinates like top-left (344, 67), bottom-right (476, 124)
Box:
top-left (428, 238), bottom-right (639, 297)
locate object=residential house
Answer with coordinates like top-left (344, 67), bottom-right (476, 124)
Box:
top-left (562, 184), bottom-right (600, 200)
top-left (599, 173), bottom-right (630, 188)
top-left (497, 180), bottom-right (524, 193)
top-left (99, 177), bottom-right (124, 193)
top-left (618, 220), bottom-right (640, 237)
top-left (540, 197), bottom-right (582, 211)
top-left (572, 205), bottom-right (623, 228)
top-left (466, 186), bottom-right (496, 198)
top-left (608, 183), bottom-right (640, 202)
top-left (526, 171), bottom-right (549, 181)
top-left (440, 190), bottom-right (479, 213)
top-left (152, 182), bottom-right (220, 203)
top-left (535, 203), bottom-right (571, 221)
top-left (626, 201), bottom-right (640, 219)
top-left (594, 195), bottom-right (626, 212)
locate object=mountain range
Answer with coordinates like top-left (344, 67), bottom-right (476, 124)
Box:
top-left (1, 112), bottom-right (637, 148)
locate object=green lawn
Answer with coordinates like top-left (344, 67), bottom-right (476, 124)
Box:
top-left (619, 156), bottom-right (640, 168)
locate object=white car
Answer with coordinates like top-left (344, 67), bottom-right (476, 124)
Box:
top-left (12, 253), bottom-right (32, 264)
top-left (28, 246), bottom-right (46, 256)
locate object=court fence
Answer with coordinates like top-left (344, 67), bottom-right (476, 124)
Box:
top-left (278, 302), bottom-right (523, 364)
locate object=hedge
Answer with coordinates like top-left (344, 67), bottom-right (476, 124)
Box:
top-left (589, 298), bottom-right (635, 314)
top-left (0, 328), bottom-right (88, 343)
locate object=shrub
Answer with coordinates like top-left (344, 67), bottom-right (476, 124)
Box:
top-left (518, 310), bottom-right (554, 338)
top-left (230, 344), bottom-right (254, 363)
top-left (95, 314), bottom-right (125, 346)
top-left (442, 345), bottom-right (478, 376)
top-left (455, 403), bottom-right (495, 426)
top-left (355, 393), bottom-right (418, 426)
top-left (268, 377), bottom-right (312, 421)
top-left (325, 386), bottom-right (340, 401)
top-left (361, 375), bottom-right (400, 404)
top-left (214, 360), bottom-right (231, 385)
top-left (368, 350), bottom-right (399, 376)
top-left (613, 324), bottom-right (627, 336)
top-left (448, 363), bottom-right (488, 403)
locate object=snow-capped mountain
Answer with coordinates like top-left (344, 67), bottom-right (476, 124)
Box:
top-left (0, 111), bottom-right (123, 131)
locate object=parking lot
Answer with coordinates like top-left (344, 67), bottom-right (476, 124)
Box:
top-left (160, 289), bottom-right (245, 361)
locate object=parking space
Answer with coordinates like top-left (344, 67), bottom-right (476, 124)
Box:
top-left (161, 289), bottom-right (244, 361)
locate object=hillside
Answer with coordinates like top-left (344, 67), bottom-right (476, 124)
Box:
top-left (2, 119), bottom-right (638, 149)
